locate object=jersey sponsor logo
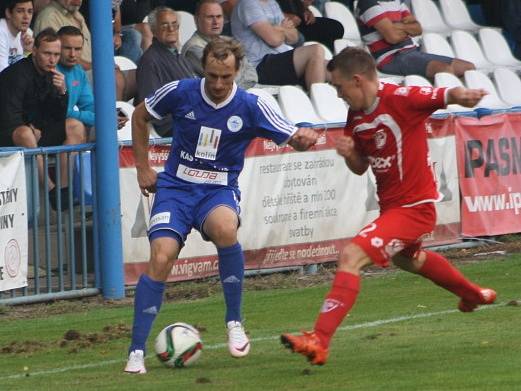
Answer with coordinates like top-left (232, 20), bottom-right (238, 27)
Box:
top-left (195, 126), bottom-right (221, 160)
top-left (149, 212), bottom-right (170, 228)
top-left (368, 155), bottom-right (394, 170)
top-left (176, 163), bottom-right (228, 185)
top-left (180, 150), bottom-right (194, 161)
top-left (374, 129), bottom-right (387, 149)
top-left (185, 110), bottom-right (196, 120)
top-left (227, 115), bottom-right (243, 132)
top-left (384, 239), bottom-right (405, 257)
top-left (320, 298), bottom-right (344, 313)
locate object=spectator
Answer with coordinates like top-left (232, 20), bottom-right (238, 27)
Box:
top-left (500, 0), bottom-right (521, 60)
top-left (135, 6), bottom-right (196, 136)
top-left (0, 0), bottom-right (34, 72)
top-left (0, 28), bottom-right (85, 210)
top-left (182, 0), bottom-right (257, 89)
top-left (277, 0), bottom-right (344, 52)
top-left (217, 0), bottom-right (236, 35)
top-left (56, 26), bottom-right (94, 139)
top-left (231, 0), bottom-right (327, 90)
top-left (356, 0), bottom-right (475, 78)
top-left (120, 0), bottom-right (154, 54)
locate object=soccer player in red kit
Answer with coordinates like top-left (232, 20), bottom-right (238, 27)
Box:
top-left (280, 47), bottom-right (496, 366)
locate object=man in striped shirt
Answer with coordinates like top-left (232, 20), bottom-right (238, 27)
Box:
top-left (124, 36), bottom-right (318, 374)
top-left (356, 0), bottom-right (474, 78)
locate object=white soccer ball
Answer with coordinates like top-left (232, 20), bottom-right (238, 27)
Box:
top-left (154, 322), bottom-right (203, 368)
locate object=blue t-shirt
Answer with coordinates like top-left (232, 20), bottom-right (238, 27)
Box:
top-left (145, 78), bottom-right (297, 188)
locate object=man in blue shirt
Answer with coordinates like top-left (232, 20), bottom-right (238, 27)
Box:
top-left (57, 26), bottom-right (94, 138)
top-left (124, 36), bottom-right (318, 374)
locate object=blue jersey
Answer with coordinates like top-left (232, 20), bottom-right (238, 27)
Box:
top-left (145, 78), bottom-right (297, 188)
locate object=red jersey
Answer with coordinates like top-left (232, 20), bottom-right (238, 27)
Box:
top-left (345, 82), bottom-right (448, 210)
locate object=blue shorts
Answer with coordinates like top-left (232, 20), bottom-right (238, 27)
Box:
top-left (378, 47), bottom-right (453, 77)
top-left (148, 174), bottom-right (241, 245)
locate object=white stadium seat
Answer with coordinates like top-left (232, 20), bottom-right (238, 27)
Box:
top-left (177, 10), bottom-right (196, 47)
top-left (247, 88), bottom-right (283, 115)
top-left (493, 67), bottom-right (521, 107)
top-left (309, 82), bottom-right (348, 123)
top-left (422, 33), bottom-right (456, 58)
top-left (114, 55), bottom-right (137, 71)
top-left (479, 28), bottom-right (521, 71)
top-left (116, 101), bottom-right (160, 140)
top-left (439, 0), bottom-right (482, 33)
top-left (277, 85), bottom-right (322, 125)
top-left (411, 0), bottom-right (451, 37)
top-left (464, 70), bottom-right (508, 109)
top-left (404, 74), bottom-right (432, 87)
top-left (308, 4), bottom-right (322, 17)
top-left (451, 30), bottom-right (495, 74)
top-left (434, 72), bottom-right (470, 112)
top-left (324, 2), bottom-right (362, 44)
top-left (333, 38), bottom-right (360, 54)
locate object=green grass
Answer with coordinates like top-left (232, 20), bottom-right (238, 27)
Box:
top-left (0, 256), bottom-right (520, 391)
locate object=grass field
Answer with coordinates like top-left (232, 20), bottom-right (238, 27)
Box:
top-left (0, 255), bottom-right (520, 391)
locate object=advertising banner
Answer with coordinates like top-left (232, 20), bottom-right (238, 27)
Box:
top-left (455, 113), bottom-right (521, 236)
top-left (0, 151), bottom-right (28, 291)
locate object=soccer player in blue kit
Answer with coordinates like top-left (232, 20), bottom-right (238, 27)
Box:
top-left (125, 37), bottom-right (319, 374)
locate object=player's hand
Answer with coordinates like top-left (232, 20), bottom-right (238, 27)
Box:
top-left (303, 9), bottom-right (315, 25)
top-left (402, 15), bottom-right (417, 24)
top-left (448, 87), bottom-right (488, 108)
top-left (281, 17), bottom-right (295, 29)
top-left (50, 69), bottom-right (67, 95)
top-left (335, 136), bottom-right (356, 159)
top-left (289, 127), bottom-right (318, 151)
top-left (21, 31), bottom-right (34, 52)
top-left (137, 166), bottom-right (157, 197)
top-left (28, 124), bottom-right (41, 142)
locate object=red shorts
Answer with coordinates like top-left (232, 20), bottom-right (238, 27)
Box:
top-left (351, 203), bottom-right (436, 267)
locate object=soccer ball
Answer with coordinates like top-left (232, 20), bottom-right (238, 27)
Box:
top-left (154, 322), bottom-right (203, 368)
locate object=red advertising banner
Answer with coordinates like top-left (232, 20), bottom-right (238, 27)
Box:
top-left (455, 113), bottom-right (521, 236)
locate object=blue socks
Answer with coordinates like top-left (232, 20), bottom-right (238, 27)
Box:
top-left (218, 242), bottom-right (245, 323)
top-left (129, 274), bottom-right (165, 354)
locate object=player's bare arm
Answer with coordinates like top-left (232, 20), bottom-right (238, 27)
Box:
top-left (447, 87), bottom-right (488, 108)
top-left (132, 102), bottom-right (157, 196)
top-left (335, 135), bottom-right (369, 175)
top-left (288, 127), bottom-right (319, 151)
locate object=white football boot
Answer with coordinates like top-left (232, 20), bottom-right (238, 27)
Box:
top-left (124, 350), bottom-right (147, 374)
top-left (227, 321), bottom-right (250, 358)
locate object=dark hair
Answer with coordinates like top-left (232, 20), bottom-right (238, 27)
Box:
top-left (202, 36), bottom-right (243, 71)
top-left (34, 27), bottom-right (59, 48)
top-left (195, 0), bottom-right (221, 16)
top-left (327, 47), bottom-right (377, 79)
top-left (57, 25), bottom-right (84, 40)
top-left (4, 0), bottom-right (33, 13)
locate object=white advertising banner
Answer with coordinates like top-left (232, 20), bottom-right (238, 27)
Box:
top-left (120, 126), bottom-right (460, 284)
top-left (0, 151), bottom-right (28, 291)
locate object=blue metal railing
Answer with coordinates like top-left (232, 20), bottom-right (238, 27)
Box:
top-left (0, 144), bottom-right (100, 305)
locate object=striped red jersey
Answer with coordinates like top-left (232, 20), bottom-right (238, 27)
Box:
top-left (344, 83), bottom-right (449, 210)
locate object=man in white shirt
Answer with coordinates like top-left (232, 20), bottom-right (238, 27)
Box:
top-left (0, 0), bottom-right (34, 72)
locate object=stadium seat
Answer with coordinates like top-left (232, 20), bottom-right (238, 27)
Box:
top-left (439, 0), bottom-right (483, 32)
top-left (277, 85), bottom-right (322, 125)
top-left (422, 33), bottom-right (456, 58)
top-left (464, 70), bottom-right (508, 109)
top-left (451, 30), bottom-right (495, 74)
top-left (333, 38), bottom-right (360, 54)
top-left (177, 10), bottom-right (196, 47)
top-left (308, 4), bottom-right (322, 17)
top-left (247, 88), bottom-right (283, 115)
top-left (434, 72), bottom-right (470, 112)
top-left (114, 55), bottom-right (137, 71)
top-left (309, 82), bottom-right (348, 123)
top-left (404, 74), bottom-right (432, 87)
top-left (479, 28), bottom-right (521, 71)
top-left (303, 41), bottom-right (333, 60)
top-left (493, 67), bottom-right (521, 107)
top-left (116, 101), bottom-right (161, 141)
top-left (411, 0), bottom-right (451, 37)
top-left (378, 72), bottom-right (404, 85)
top-left (324, 2), bottom-right (362, 45)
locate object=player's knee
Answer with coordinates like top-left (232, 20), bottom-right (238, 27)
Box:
top-left (338, 243), bottom-right (370, 273)
top-left (209, 223), bottom-right (237, 247)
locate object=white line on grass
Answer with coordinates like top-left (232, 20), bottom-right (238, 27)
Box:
top-left (1, 303), bottom-right (503, 380)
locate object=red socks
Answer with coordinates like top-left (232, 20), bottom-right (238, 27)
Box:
top-left (418, 250), bottom-right (482, 303)
top-left (314, 271), bottom-right (360, 348)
